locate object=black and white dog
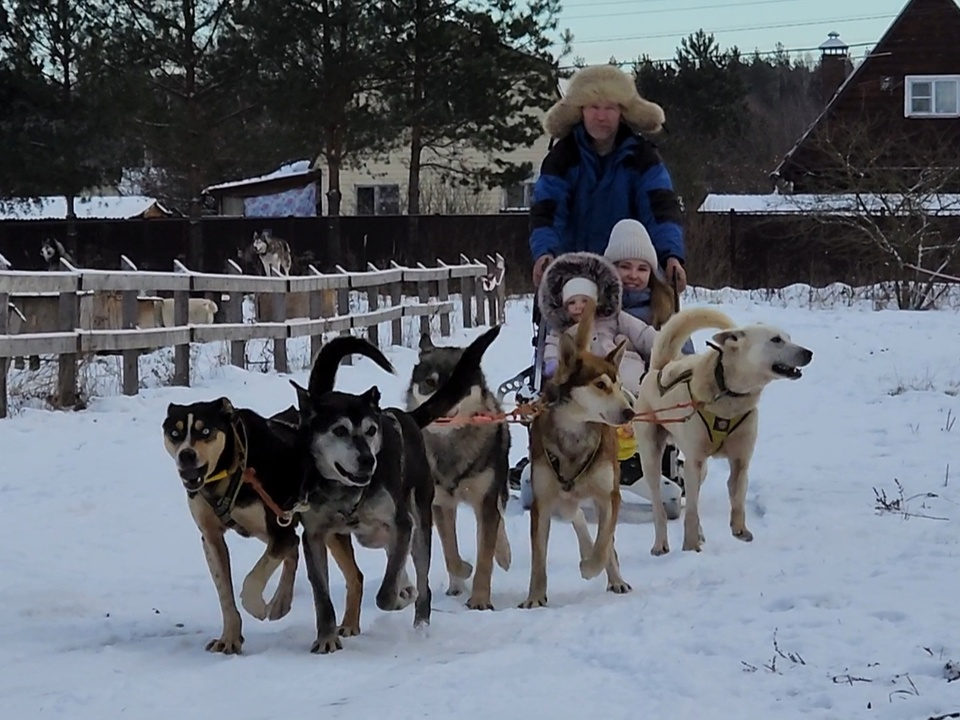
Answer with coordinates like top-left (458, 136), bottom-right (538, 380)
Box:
top-left (40, 238), bottom-right (75, 270)
top-left (293, 326), bottom-right (502, 654)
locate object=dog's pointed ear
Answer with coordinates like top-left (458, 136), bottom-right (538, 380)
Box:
top-left (557, 330), bottom-right (579, 379)
top-left (218, 397), bottom-right (235, 417)
top-left (289, 380), bottom-right (314, 416)
top-left (712, 329), bottom-right (745, 347)
top-left (605, 338), bottom-right (627, 369)
top-left (574, 298), bottom-right (597, 352)
top-left (419, 333), bottom-right (434, 353)
top-left (362, 386), bottom-right (381, 408)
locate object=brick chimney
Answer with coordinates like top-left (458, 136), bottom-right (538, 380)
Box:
top-left (818, 31), bottom-right (852, 106)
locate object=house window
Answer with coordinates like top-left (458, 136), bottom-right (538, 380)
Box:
top-left (501, 180), bottom-right (536, 211)
top-left (905, 75), bottom-right (960, 117)
top-left (356, 184), bottom-right (401, 215)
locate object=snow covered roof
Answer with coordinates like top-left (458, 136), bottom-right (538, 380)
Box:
top-left (698, 192), bottom-right (960, 216)
top-left (203, 160), bottom-right (315, 193)
top-left (0, 195), bottom-right (172, 221)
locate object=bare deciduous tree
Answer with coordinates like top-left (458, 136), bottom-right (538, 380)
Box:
top-left (417, 175), bottom-right (493, 214)
top-left (785, 117), bottom-right (960, 309)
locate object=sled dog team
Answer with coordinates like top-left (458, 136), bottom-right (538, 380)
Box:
top-left (162, 262), bottom-right (812, 655)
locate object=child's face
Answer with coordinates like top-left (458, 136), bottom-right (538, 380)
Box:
top-left (614, 259), bottom-right (652, 290)
top-left (565, 295), bottom-right (590, 320)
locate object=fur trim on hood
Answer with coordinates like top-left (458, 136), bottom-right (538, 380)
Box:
top-left (539, 252), bottom-right (622, 329)
top-left (544, 65), bottom-right (665, 139)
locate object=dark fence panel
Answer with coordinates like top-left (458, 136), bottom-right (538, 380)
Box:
top-left (0, 213), bottom-right (535, 291)
top-left (7, 210), bottom-right (944, 293)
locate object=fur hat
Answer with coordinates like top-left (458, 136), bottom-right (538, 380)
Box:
top-left (604, 219), bottom-right (659, 269)
top-left (544, 65), bottom-right (666, 139)
top-left (561, 277), bottom-right (599, 304)
top-left (539, 251), bottom-right (622, 329)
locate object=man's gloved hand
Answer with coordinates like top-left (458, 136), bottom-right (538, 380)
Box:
top-left (532, 254), bottom-right (553, 287)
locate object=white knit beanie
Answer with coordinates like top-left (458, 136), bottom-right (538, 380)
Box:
top-left (604, 219), bottom-right (659, 269)
top-left (561, 277), bottom-right (599, 304)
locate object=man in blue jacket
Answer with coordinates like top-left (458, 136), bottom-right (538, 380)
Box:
top-left (529, 64), bottom-right (687, 292)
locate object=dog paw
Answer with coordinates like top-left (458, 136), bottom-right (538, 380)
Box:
top-left (682, 538), bottom-right (703, 552)
top-left (265, 592), bottom-right (293, 622)
top-left (607, 580), bottom-right (632, 594)
top-left (579, 558), bottom-right (604, 580)
top-left (205, 635), bottom-right (243, 654)
top-left (453, 559), bottom-right (474, 579)
top-left (495, 542), bottom-right (512, 571)
top-left (732, 527), bottom-right (754, 542)
top-left (338, 622), bottom-right (361, 637)
top-left (310, 635), bottom-right (343, 654)
top-left (240, 593), bottom-right (268, 622)
top-left (518, 595), bottom-right (547, 609)
top-left (445, 576), bottom-right (467, 597)
top-left (466, 596), bottom-right (495, 611)
top-left (377, 589), bottom-right (408, 612)
top-left (650, 541), bottom-right (670, 556)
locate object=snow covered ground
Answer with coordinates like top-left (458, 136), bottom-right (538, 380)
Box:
top-left (2, 287), bottom-right (960, 720)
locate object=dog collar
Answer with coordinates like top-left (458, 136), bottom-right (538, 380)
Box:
top-left (198, 415), bottom-right (249, 525)
top-left (704, 341), bottom-right (750, 399)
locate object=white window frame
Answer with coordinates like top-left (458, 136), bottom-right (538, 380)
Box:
top-left (500, 178), bottom-right (537, 211)
top-left (904, 75), bottom-right (960, 118)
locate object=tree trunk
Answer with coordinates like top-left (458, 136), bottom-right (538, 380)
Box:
top-left (406, 0), bottom-right (424, 216)
top-left (326, 126), bottom-right (344, 267)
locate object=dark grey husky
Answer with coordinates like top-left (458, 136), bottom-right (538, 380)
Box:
top-left (293, 326), bottom-right (502, 653)
top-left (406, 333), bottom-right (512, 610)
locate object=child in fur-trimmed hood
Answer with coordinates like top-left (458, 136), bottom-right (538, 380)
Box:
top-left (539, 250), bottom-right (654, 397)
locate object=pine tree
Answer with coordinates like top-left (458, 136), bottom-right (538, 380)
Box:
top-left (0, 0), bottom-right (130, 230)
top-left (237, 0), bottom-right (400, 218)
top-left (378, 0), bottom-right (569, 214)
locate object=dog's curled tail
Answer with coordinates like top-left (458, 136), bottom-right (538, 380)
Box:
top-left (409, 325), bottom-right (502, 428)
top-left (307, 336), bottom-right (395, 398)
top-left (650, 307), bottom-right (736, 371)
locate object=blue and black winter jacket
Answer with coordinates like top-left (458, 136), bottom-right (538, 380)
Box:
top-left (528, 123), bottom-right (684, 267)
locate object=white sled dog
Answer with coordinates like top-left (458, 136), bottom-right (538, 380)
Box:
top-left (632, 307), bottom-right (812, 556)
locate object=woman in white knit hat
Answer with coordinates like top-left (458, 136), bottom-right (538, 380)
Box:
top-left (528, 64), bottom-right (687, 294)
top-left (604, 218), bottom-right (695, 356)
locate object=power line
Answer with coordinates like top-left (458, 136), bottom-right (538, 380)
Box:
top-left (558, 40), bottom-right (876, 69)
top-left (557, 12), bottom-right (896, 45)
top-left (563, 0), bottom-right (805, 23)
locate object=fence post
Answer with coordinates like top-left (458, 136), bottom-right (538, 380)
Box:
top-left (120, 255), bottom-right (140, 396)
top-left (57, 258), bottom-right (79, 408)
top-left (459, 253), bottom-right (474, 329)
top-left (270, 266), bottom-right (288, 374)
top-left (494, 253), bottom-right (507, 324)
top-left (366, 263), bottom-right (381, 348)
top-left (436, 259), bottom-right (451, 337)
top-left (416, 263), bottom-right (430, 338)
top-left (172, 259), bottom-right (191, 386)
top-left (0, 288), bottom-right (8, 418)
top-left (307, 265), bottom-right (328, 364)
top-left (225, 260), bottom-right (245, 369)
top-left (388, 261), bottom-right (403, 346)
top-left (334, 265), bottom-right (353, 366)
top-left (473, 257), bottom-right (487, 327)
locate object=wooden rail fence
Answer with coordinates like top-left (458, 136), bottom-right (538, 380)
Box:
top-left (0, 253), bottom-right (506, 418)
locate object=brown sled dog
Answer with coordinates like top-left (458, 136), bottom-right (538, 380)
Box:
top-left (520, 299), bottom-right (636, 609)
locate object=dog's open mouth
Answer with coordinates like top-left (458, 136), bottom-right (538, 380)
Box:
top-left (179, 464), bottom-right (208, 490)
top-left (772, 363), bottom-right (803, 379)
top-left (335, 463), bottom-right (372, 486)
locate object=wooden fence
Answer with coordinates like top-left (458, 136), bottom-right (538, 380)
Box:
top-left (0, 252), bottom-right (507, 419)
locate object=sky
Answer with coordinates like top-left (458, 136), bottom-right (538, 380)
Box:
top-left (556, 0), bottom-right (913, 67)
